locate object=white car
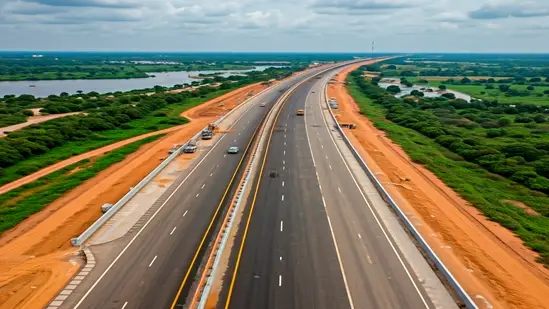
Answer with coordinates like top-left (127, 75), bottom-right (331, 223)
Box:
top-left (260, 102), bottom-right (267, 107)
top-left (227, 146), bottom-right (239, 154)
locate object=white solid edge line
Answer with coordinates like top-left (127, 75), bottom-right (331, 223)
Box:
top-left (72, 75), bottom-right (270, 309)
top-left (317, 77), bottom-right (431, 309)
top-left (303, 85), bottom-right (356, 309)
top-left (148, 255), bottom-right (157, 267)
top-left (170, 226), bottom-right (177, 235)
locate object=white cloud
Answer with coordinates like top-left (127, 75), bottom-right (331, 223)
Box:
top-left (0, 0), bottom-right (548, 52)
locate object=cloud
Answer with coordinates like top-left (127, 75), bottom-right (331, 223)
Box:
top-left (432, 11), bottom-right (468, 23)
top-left (0, 0), bottom-right (548, 52)
top-left (469, 0), bottom-right (549, 19)
top-left (22, 0), bottom-right (140, 9)
top-left (311, 0), bottom-right (418, 10)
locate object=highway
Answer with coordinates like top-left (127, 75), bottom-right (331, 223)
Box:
top-left (221, 67), bottom-right (443, 309)
top-left (61, 67), bottom-right (331, 309)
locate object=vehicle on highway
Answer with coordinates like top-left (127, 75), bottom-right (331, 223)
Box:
top-left (227, 146), bottom-right (239, 154)
top-left (330, 103), bottom-right (339, 109)
top-left (201, 129), bottom-right (213, 140)
top-left (296, 109), bottom-right (305, 116)
top-left (260, 102), bottom-right (267, 107)
top-left (101, 203), bottom-right (113, 214)
top-left (183, 144), bottom-right (197, 153)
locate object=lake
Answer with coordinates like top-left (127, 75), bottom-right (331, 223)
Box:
top-left (0, 66), bottom-right (274, 98)
top-left (378, 82), bottom-right (473, 102)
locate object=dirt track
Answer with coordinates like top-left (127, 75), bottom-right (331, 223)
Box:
top-left (0, 112), bottom-right (85, 137)
top-left (0, 82), bottom-right (267, 309)
top-left (330, 61), bottom-right (549, 309)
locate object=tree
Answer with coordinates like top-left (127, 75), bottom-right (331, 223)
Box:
top-left (441, 93), bottom-right (456, 100)
top-left (439, 85), bottom-right (447, 90)
top-left (77, 90), bottom-right (83, 94)
top-left (515, 116), bottom-right (533, 123)
top-left (534, 114), bottom-right (546, 123)
top-left (529, 77), bottom-right (542, 83)
top-left (386, 64), bottom-right (397, 70)
top-left (527, 85), bottom-right (535, 91)
top-left (497, 117), bottom-right (513, 126)
top-left (499, 85), bottom-right (510, 92)
top-left (400, 70), bottom-right (416, 77)
top-left (410, 90), bottom-right (424, 97)
top-left (461, 77), bottom-right (472, 84)
top-left (386, 85), bottom-right (401, 94)
top-left (60, 92), bottom-right (69, 97)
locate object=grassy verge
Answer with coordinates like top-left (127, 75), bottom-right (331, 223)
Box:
top-left (0, 134), bottom-right (163, 234)
top-left (0, 88), bottom-right (234, 187)
top-left (347, 80), bottom-right (549, 266)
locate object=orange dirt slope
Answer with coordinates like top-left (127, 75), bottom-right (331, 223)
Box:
top-left (0, 82), bottom-right (267, 309)
top-left (331, 61), bottom-right (549, 309)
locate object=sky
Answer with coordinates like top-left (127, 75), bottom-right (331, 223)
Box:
top-left (0, 0), bottom-right (548, 52)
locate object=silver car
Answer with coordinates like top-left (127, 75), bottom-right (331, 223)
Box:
top-left (227, 146), bottom-right (239, 154)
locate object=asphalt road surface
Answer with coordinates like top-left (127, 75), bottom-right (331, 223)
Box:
top-left (63, 67), bottom-right (330, 309)
top-left (222, 68), bottom-right (439, 309)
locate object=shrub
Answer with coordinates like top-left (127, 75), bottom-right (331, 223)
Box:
top-left (441, 93), bottom-right (456, 99)
top-left (386, 85), bottom-right (401, 94)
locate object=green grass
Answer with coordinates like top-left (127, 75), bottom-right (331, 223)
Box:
top-left (0, 134), bottom-right (163, 234)
top-left (0, 88), bottom-right (234, 187)
top-left (392, 76), bottom-right (549, 105)
top-left (347, 81), bottom-right (549, 266)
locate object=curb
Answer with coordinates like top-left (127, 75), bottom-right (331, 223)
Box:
top-left (46, 249), bottom-right (96, 309)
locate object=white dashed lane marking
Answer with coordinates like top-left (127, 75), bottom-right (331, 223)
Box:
top-left (148, 256), bottom-right (157, 267)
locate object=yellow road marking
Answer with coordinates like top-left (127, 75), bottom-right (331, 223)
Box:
top-left (169, 106), bottom-right (268, 309)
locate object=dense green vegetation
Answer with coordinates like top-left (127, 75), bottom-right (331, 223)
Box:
top-left (381, 54), bottom-right (549, 78)
top-left (0, 54), bottom-right (259, 81)
top-left (0, 51), bottom-right (387, 81)
top-left (0, 66), bottom-right (301, 186)
top-left (0, 135), bottom-right (162, 234)
top-left (350, 65), bottom-right (549, 266)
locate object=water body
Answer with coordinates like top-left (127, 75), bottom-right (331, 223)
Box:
top-left (0, 66), bottom-right (274, 98)
top-left (378, 82), bottom-right (473, 102)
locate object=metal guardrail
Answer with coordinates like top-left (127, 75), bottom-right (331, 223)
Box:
top-left (71, 83), bottom-right (276, 247)
top-left (192, 63), bottom-right (360, 308)
top-left (322, 79), bottom-right (478, 309)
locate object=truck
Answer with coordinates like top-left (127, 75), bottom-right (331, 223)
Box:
top-left (296, 109), bottom-right (305, 116)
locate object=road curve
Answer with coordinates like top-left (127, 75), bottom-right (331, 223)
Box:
top-left (220, 65), bottom-right (456, 309)
top-left (56, 67), bottom-right (331, 309)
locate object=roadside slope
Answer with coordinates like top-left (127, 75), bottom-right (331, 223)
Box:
top-left (331, 62), bottom-right (549, 309)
